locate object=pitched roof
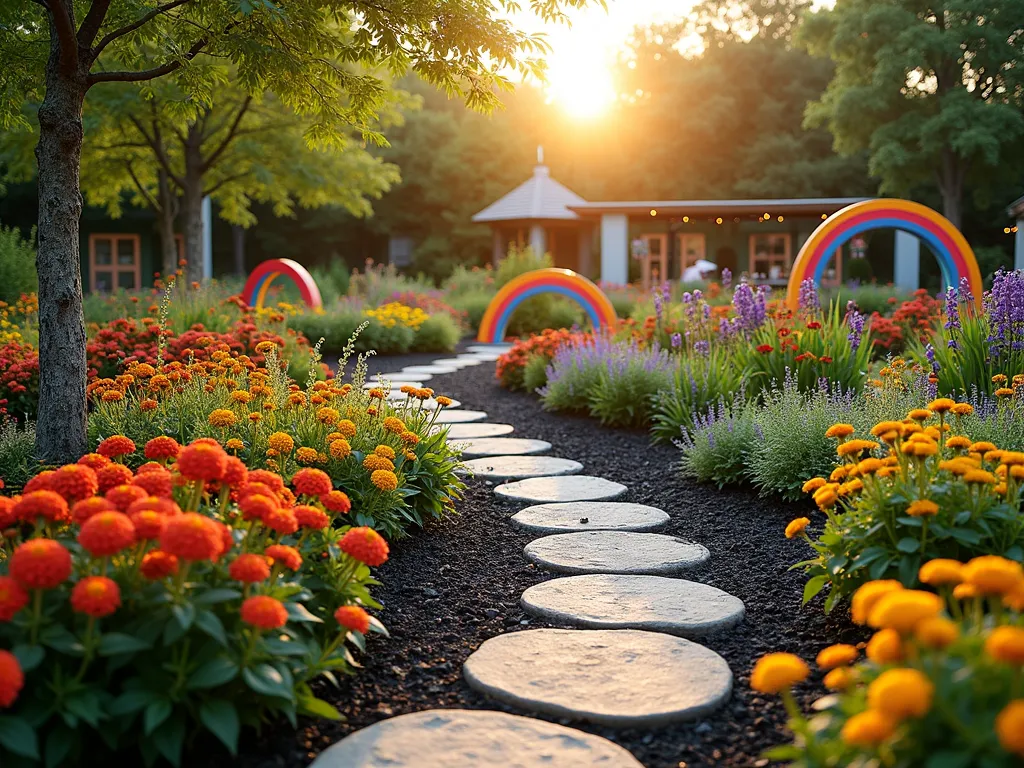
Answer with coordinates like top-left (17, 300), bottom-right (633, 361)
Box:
top-left (471, 164), bottom-right (586, 223)
top-left (568, 198), bottom-right (871, 217)
top-left (1008, 194), bottom-right (1024, 218)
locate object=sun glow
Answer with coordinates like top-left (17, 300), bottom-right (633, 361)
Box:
top-left (544, 44), bottom-right (617, 119)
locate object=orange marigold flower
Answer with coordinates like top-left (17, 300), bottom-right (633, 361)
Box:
top-left (867, 668), bottom-right (934, 721)
top-left (339, 526), bottom-right (389, 566)
top-left (0, 650), bottom-right (24, 709)
top-left (79, 511), bottom-right (136, 556)
top-left (371, 469), bottom-right (399, 491)
top-left (294, 505), bottom-right (330, 530)
top-left (265, 544), bottom-right (302, 570)
top-left (247, 469), bottom-right (284, 493)
top-left (70, 576), bottom-right (121, 618)
top-left (228, 553), bottom-right (271, 584)
top-left (825, 423), bottom-right (855, 439)
top-left (337, 420), bottom-right (357, 438)
top-left (951, 403), bottom-right (973, 416)
top-left (263, 506), bottom-right (299, 535)
top-left (841, 710), bottom-right (895, 747)
top-left (9, 539), bottom-right (73, 589)
top-left (435, 396), bottom-right (453, 407)
top-left (868, 590), bottom-right (943, 633)
top-left (14, 490), bottom-right (70, 524)
top-left (750, 652), bottom-right (809, 693)
top-left (267, 432), bottom-right (294, 454)
top-left (105, 483), bottom-right (149, 512)
top-left (160, 513), bottom-right (223, 562)
top-left (382, 417), bottom-right (405, 434)
top-left (96, 463), bottom-right (133, 494)
top-left (866, 628), bottom-right (903, 663)
top-left (906, 499), bottom-right (939, 517)
top-left (0, 576), bottom-right (29, 621)
top-left (97, 435), bottom-right (136, 458)
top-left (323, 490), bottom-right (351, 514)
top-left (176, 440), bottom-right (228, 482)
top-left (368, 388), bottom-right (385, 400)
top-left (927, 398), bottom-right (956, 413)
top-left (915, 616), bottom-right (959, 649)
top-left (784, 517), bottom-right (810, 539)
top-left (295, 447), bottom-right (319, 465)
top-left (945, 435), bottom-right (971, 450)
top-left (962, 555), bottom-right (1024, 595)
top-left (334, 605), bottom-right (370, 634)
top-left (77, 452), bottom-right (111, 471)
top-left (374, 445), bottom-right (396, 461)
top-left (918, 558), bottom-right (963, 586)
top-left (50, 464), bottom-right (99, 502)
top-left (240, 595), bottom-right (288, 630)
top-left (240, 494), bottom-right (278, 522)
top-left (908, 409), bottom-right (932, 422)
top-left (132, 468), bottom-right (173, 498)
top-left (140, 397), bottom-right (159, 412)
top-left (129, 509), bottom-right (168, 540)
top-left (851, 580), bottom-right (904, 625)
top-left (400, 431), bottom-right (420, 445)
top-left (140, 550), bottom-right (179, 580)
top-left (816, 644), bottom-right (858, 670)
top-left (329, 439), bottom-right (352, 459)
top-left (71, 497), bottom-right (114, 524)
top-left (144, 436), bottom-right (180, 461)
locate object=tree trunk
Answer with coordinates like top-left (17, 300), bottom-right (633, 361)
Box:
top-left (182, 124), bottom-right (205, 288)
top-left (34, 34), bottom-right (89, 463)
top-left (939, 148), bottom-right (964, 230)
top-left (232, 224), bottom-right (246, 276)
top-left (156, 169), bottom-right (179, 281)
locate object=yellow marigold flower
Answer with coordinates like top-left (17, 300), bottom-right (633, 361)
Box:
top-left (841, 710), bottom-right (895, 747)
top-left (945, 435), bottom-right (971, 450)
top-left (337, 419), bottom-right (357, 439)
top-left (263, 402), bottom-right (276, 411)
top-left (268, 432), bottom-right (294, 453)
top-left (851, 580), bottom-right (904, 625)
top-left (993, 374), bottom-right (1009, 384)
top-left (963, 469), bottom-right (997, 484)
top-left (1002, 451), bottom-right (1024, 466)
top-left (919, 559), bottom-right (963, 586)
top-left (131, 363), bottom-right (156, 377)
top-left (908, 408), bottom-right (932, 422)
top-left (823, 667), bottom-right (854, 691)
top-left (923, 426), bottom-right (942, 440)
top-left (801, 477), bottom-right (827, 493)
top-left (902, 440), bottom-right (938, 457)
top-left (995, 482), bottom-right (1008, 495)
top-left (985, 627), bottom-right (1024, 665)
top-left (876, 466), bottom-right (897, 478)
top-left (996, 387), bottom-right (1015, 397)
top-left (901, 422), bottom-right (923, 435)
top-left (970, 441), bottom-right (997, 453)
top-left (784, 517), bottom-right (810, 539)
top-left (816, 644), bottom-right (858, 670)
top-left (868, 590), bottom-right (943, 634)
top-left (368, 388), bottom-right (385, 400)
top-left (940, 458), bottom-right (976, 476)
top-left (906, 499), bottom-right (939, 517)
top-left (326, 432), bottom-right (343, 442)
top-left (288, 392), bottom-right (307, 406)
top-left (230, 390), bottom-right (252, 404)
top-left (362, 454), bottom-right (395, 472)
top-left (951, 403), bottom-right (973, 416)
top-left (749, 653), bottom-right (809, 694)
top-left (870, 421), bottom-right (903, 437)
top-left (927, 398), bottom-right (955, 413)
top-left (857, 458), bottom-right (883, 475)
top-left (829, 466), bottom-right (849, 482)
top-left (996, 700), bottom-right (1024, 756)
top-left (296, 447), bottom-right (319, 465)
top-left (399, 385), bottom-right (414, 394)
top-left (825, 423), bottom-right (855, 439)
top-left (382, 417), bottom-right (405, 434)
top-left (316, 407), bottom-right (340, 425)
top-left (374, 445), bottom-right (396, 461)
top-left (140, 398), bottom-right (158, 412)
top-left (404, 450), bottom-right (416, 461)
top-left (329, 439), bottom-right (352, 460)
top-left (843, 478), bottom-right (864, 493)
top-left (248, 412), bottom-right (262, 423)
top-left (867, 668), bottom-right (934, 721)
top-left (952, 583), bottom-right (978, 600)
top-left (962, 555), bottom-right (1024, 595)
top-left (208, 409), bottom-right (237, 428)
top-left (814, 487), bottom-right (839, 509)
top-left (866, 628), bottom-right (903, 664)
top-left (421, 387), bottom-right (434, 397)
top-left (370, 469), bottom-right (399, 492)
top-left (225, 438), bottom-right (244, 452)
top-left (266, 448), bottom-right (279, 458)
top-left (915, 616), bottom-right (959, 649)
top-left (984, 450), bottom-right (1004, 464)
top-left (436, 396), bottom-right (453, 407)
top-left (837, 440), bottom-right (877, 458)
top-left (1004, 581), bottom-right (1024, 612)
top-left (101, 389), bottom-right (124, 402)
top-left (1011, 465), bottom-right (1024, 480)
top-left (400, 431), bottom-right (420, 445)
top-left (255, 340), bottom-right (278, 354)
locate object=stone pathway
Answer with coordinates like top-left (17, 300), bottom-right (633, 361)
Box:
top-left (445, 422), bottom-right (515, 439)
top-left (433, 409), bottom-right (489, 424)
top-left (460, 455), bottom-right (583, 481)
top-left (494, 475), bottom-right (627, 503)
top-left (523, 531), bottom-right (710, 575)
top-left (510, 501), bottom-right (669, 533)
top-left (457, 437), bottom-right (551, 458)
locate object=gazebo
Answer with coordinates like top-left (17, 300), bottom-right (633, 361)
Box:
top-left (471, 148), bottom-right (594, 272)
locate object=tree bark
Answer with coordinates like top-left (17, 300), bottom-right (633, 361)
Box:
top-left (182, 123), bottom-right (205, 287)
top-left (939, 148), bottom-right (964, 230)
top-left (34, 20), bottom-right (89, 463)
top-left (232, 224), bottom-right (245, 276)
top-left (156, 168), bottom-right (179, 280)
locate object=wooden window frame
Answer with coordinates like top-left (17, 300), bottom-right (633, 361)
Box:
top-left (638, 233), bottom-right (668, 290)
top-left (89, 234), bottom-right (141, 292)
top-left (748, 233), bottom-right (792, 278)
top-left (677, 233), bottom-right (707, 271)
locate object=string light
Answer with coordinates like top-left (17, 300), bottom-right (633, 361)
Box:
top-left (777, 215), bottom-right (785, 222)
top-left (682, 216), bottom-right (689, 223)
top-left (821, 213), bottom-right (828, 220)
top-left (763, 212), bottom-right (770, 219)
top-left (650, 209), bottom-right (657, 217)
top-left (715, 217), bottom-right (723, 225)
top-left (733, 217), bottom-right (740, 223)
top-left (1006, 228), bottom-right (1012, 234)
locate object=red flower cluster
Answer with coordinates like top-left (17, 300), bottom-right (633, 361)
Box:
top-left (339, 526), bottom-right (389, 566)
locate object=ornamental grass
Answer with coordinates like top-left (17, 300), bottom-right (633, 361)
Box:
top-left (754, 562), bottom-right (1024, 766)
top-left (0, 437), bottom-right (389, 766)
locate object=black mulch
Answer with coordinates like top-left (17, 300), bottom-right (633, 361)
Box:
top-left (225, 344), bottom-right (862, 768)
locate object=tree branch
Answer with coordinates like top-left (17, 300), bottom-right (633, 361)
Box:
top-left (201, 95), bottom-right (251, 172)
top-left (203, 172), bottom-right (246, 196)
top-left (128, 112), bottom-right (184, 188)
top-left (125, 161), bottom-right (160, 211)
top-left (92, 0), bottom-right (193, 57)
top-left (77, 0), bottom-right (112, 48)
top-left (44, 0), bottom-right (80, 74)
top-left (87, 34), bottom-right (209, 84)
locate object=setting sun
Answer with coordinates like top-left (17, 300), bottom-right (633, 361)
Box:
top-left (544, 47), bottom-right (617, 118)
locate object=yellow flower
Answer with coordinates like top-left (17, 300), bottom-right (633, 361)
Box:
top-left (842, 478), bottom-right (864, 494)
top-left (868, 590), bottom-right (943, 634)
top-left (906, 499), bottom-right (939, 517)
top-left (1005, 582), bottom-right (1024, 612)
top-left (857, 458), bottom-right (883, 475)
top-left (296, 447), bottom-right (319, 465)
top-left (829, 466), bottom-right (849, 482)
top-left (329, 439), bottom-right (352, 460)
top-left (208, 408), bottom-right (237, 428)
top-left (801, 477), bottom-right (827, 493)
top-left (368, 388), bottom-right (385, 400)
top-left (985, 626), bottom-right (1024, 665)
top-left (362, 454), bottom-right (395, 472)
top-left (902, 440), bottom-right (938, 457)
top-left (101, 389), bottom-right (124, 402)
top-left (908, 408), bottom-right (932, 422)
top-left (851, 580), bottom-right (904, 625)
top-left (382, 416), bottom-right (406, 434)
top-left (1002, 451), bottom-right (1024, 466)
top-left (994, 374), bottom-right (1009, 384)
top-left (337, 419), bottom-right (357, 438)
top-left (436, 396), bottom-right (453, 407)
top-left (230, 390), bottom-right (252, 404)
top-left (248, 412), bottom-right (262, 423)
top-left (985, 450), bottom-right (1004, 463)
top-left (945, 435), bottom-right (971, 450)
top-left (400, 431), bottom-right (420, 445)
top-left (784, 517), bottom-right (810, 539)
top-left (374, 445), bottom-right (397, 460)
top-left (962, 556), bottom-right (1024, 595)
top-left (316, 407), bottom-right (340, 425)
top-left (825, 423), bottom-right (855, 439)
top-left (918, 559), bottom-right (963, 586)
top-left (870, 421), bottom-right (904, 438)
top-left (996, 700), bottom-right (1024, 756)
top-left (866, 628), bottom-right (903, 663)
top-left (950, 403), bottom-right (973, 416)
top-left (815, 644), bottom-right (858, 670)
top-left (813, 486), bottom-right (839, 509)
top-left (963, 469), bottom-right (997, 484)
top-left (370, 469), bottom-right (399, 491)
top-left (915, 616), bottom-right (959, 649)
top-left (841, 710), bottom-right (895, 746)
top-left (823, 667), bottom-right (855, 691)
top-left (927, 398), bottom-right (955, 413)
top-left (867, 668), bottom-right (934, 721)
top-left (268, 432), bottom-right (294, 454)
top-left (749, 653), bottom-right (809, 694)
top-left (837, 439), bottom-right (879, 458)
top-left (970, 441), bottom-right (997, 453)
top-left (996, 387), bottom-right (1014, 397)
top-left (952, 583), bottom-right (978, 600)
top-left (226, 438), bottom-right (244, 452)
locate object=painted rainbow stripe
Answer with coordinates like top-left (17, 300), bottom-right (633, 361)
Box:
top-left (785, 199), bottom-right (982, 310)
top-left (477, 268), bottom-right (617, 343)
top-left (241, 258), bottom-right (323, 309)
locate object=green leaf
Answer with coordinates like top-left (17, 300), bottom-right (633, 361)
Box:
top-left (44, 723), bottom-right (74, 768)
top-left (194, 610), bottom-right (228, 646)
top-left (242, 664), bottom-right (293, 699)
top-left (925, 751), bottom-right (974, 768)
top-left (110, 689), bottom-right (160, 716)
top-left (899, 554), bottom-right (921, 587)
top-left (0, 716), bottom-right (40, 759)
top-left (153, 714), bottom-right (185, 767)
top-left (186, 658), bottom-right (239, 690)
top-left (65, 693), bottom-right (101, 727)
top-left (367, 616), bottom-right (389, 637)
top-left (950, 528), bottom-right (983, 545)
top-left (98, 632), bottom-right (151, 657)
top-left (953, 510), bottom-right (972, 525)
top-left (11, 645), bottom-right (44, 672)
top-left (193, 588), bottom-right (242, 606)
top-left (802, 575), bottom-right (828, 604)
top-left (171, 603), bottom-right (195, 631)
top-left (263, 637), bottom-right (310, 657)
top-left (40, 625), bottom-right (83, 656)
top-left (286, 602), bottom-right (324, 624)
top-left (896, 537), bottom-right (920, 553)
top-left (297, 695), bottom-right (343, 721)
top-left (199, 700), bottom-right (240, 755)
top-left (144, 699), bottom-right (172, 736)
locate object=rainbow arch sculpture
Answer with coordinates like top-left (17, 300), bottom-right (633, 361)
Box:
top-left (241, 259), bottom-right (323, 309)
top-left (477, 268), bottom-right (617, 343)
top-left (785, 199), bottom-right (982, 310)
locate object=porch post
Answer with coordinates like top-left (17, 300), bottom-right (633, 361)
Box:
top-left (577, 223), bottom-right (592, 277)
top-left (529, 223), bottom-right (547, 257)
top-left (1015, 219), bottom-right (1024, 272)
top-left (894, 230), bottom-right (920, 291)
top-left (492, 228), bottom-right (504, 267)
top-left (600, 213), bottom-right (629, 285)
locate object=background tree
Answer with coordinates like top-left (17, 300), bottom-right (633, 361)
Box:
top-left (0, 0), bottom-right (594, 463)
top-left (800, 0), bottom-right (1024, 229)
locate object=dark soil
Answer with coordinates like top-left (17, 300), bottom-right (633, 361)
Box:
top-left (229, 345), bottom-right (861, 768)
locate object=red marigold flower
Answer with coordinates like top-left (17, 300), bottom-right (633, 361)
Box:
top-left (214, 521), bottom-right (234, 560)
top-left (144, 436), bottom-right (180, 461)
top-left (70, 576), bottom-right (121, 618)
top-left (78, 511), bottom-right (136, 556)
top-left (9, 539), bottom-right (72, 589)
top-left (14, 490), bottom-right (70, 524)
top-left (806, 321), bottom-right (822, 330)
top-left (97, 463), bottom-right (134, 494)
top-left (222, 457), bottom-right (247, 488)
top-left (132, 468), bottom-right (173, 498)
top-left (293, 505), bottom-right (329, 530)
top-left (263, 507), bottom-right (298, 535)
top-left (127, 496), bottom-right (181, 517)
top-left (176, 441), bottom-right (228, 482)
top-left (97, 435), bottom-right (136, 459)
top-left (820, 356), bottom-right (833, 364)
top-left (777, 328), bottom-right (791, 337)
top-left (0, 497), bottom-right (13, 530)
top-left (137, 462), bottom-right (164, 475)
top-left (247, 469), bottom-right (284, 493)
top-left (0, 576), bottom-right (29, 621)
top-left (265, 544), bottom-right (302, 570)
top-left (71, 496), bottom-right (115, 524)
top-left (23, 470), bottom-right (56, 494)
top-left (334, 605), bottom-right (370, 634)
top-left (77, 453), bottom-right (111, 471)
top-left (159, 513), bottom-right (223, 562)
top-left (756, 344), bottom-right (774, 354)
top-left (292, 468), bottom-right (332, 498)
top-left (240, 595), bottom-right (288, 630)
top-left (339, 527), bottom-right (389, 566)
top-left (228, 553), bottom-right (271, 583)
top-left (50, 464), bottom-right (99, 502)
top-left (140, 550), bottom-right (179, 580)
top-left (105, 483), bottom-right (149, 512)
top-left (239, 481), bottom-right (276, 500)
top-left (0, 650), bottom-right (24, 708)
top-left (240, 494), bottom-right (278, 522)
top-left (279, 487), bottom-right (296, 508)
top-left (322, 490), bottom-right (351, 514)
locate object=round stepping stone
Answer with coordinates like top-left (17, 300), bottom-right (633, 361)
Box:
top-left (494, 475), bottom-right (626, 504)
top-left (402, 365), bottom-right (459, 375)
top-left (458, 437), bottom-right (551, 458)
top-left (431, 358), bottom-right (479, 368)
top-left (467, 344), bottom-right (512, 353)
top-left (434, 409), bottom-right (487, 424)
top-left (363, 380), bottom-right (424, 391)
top-left (462, 456), bottom-right (582, 481)
top-left (463, 628), bottom-right (732, 727)
top-left (521, 574), bottom-right (744, 637)
top-left (524, 531), bottom-right (709, 575)
top-left (510, 502), bottom-right (669, 533)
top-left (445, 423), bottom-right (515, 439)
top-left (465, 352), bottom-right (501, 361)
top-left (454, 354), bottom-right (487, 363)
top-left (310, 709), bottom-right (643, 768)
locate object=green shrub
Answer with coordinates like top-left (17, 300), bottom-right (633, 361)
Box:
top-left (677, 398), bottom-right (757, 488)
top-left (521, 353), bottom-right (550, 394)
top-left (0, 223), bottom-right (37, 303)
top-left (587, 342), bottom-right (673, 428)
top-left (0, 418), bottom-right (37, 489)
top-left (539, 343), bottom-right (606, 413)
top-left (412, 312), bottom-right (460, 352)
top-left (650, 350), bottom-right (747, 442)
top-left (309, 261), bottom-right (352, 304)
top-left (448, 289), bottom-right (492, 332)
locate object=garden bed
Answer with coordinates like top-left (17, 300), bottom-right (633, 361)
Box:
top-left (219, 349), bottom-right (863, 768)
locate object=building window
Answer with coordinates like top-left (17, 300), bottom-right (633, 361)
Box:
top-left (678, 233), bottom-right (706, 270)
top-left (749, 233), bottom-right (791, 280)
top-left (89, 234), bottom-right (141, 292)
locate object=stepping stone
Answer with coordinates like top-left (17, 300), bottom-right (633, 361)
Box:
top-left (466, 352), bottom-right (501, 361)
top-left (510, 502), bottom-right (669, 533)
top-left (434, 409), bottom-right (488, 424)
top-left (461, 456), bottom-right (582, 481)
top-left (458, 437), bottom-right (551, 458)
top-left (463, 628), bottom-right (732, 727)
top-left (467, 344), bottom-right (513, 353)
top-left (310, 709), bottom-right (643, 768)
top-left (402, 365), bottom-right (460, 375)
top-left (524, 531), bottom-right (709, 575)
top-left (363, 380), bottom-right (424, 391)
top-left (521, 574), bottom-right (744, 637)
top-left (431, 358), bottom-right (479, 368)
top-left (494, 475), bottom-right (626, 504)
top-left (454, 354), bottom-right (488, 364)
top-left (445, 423), bottom-right (515, 439)
top-left (372, 371), bottom-right (432, 382)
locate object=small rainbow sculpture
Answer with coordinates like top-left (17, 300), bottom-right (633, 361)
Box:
top-left (241, 259), bottom-right (323, 310)
top-left (786, 199), bottom-right (982, 310)
top-left (477, 268), bottom-right (617, 343)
